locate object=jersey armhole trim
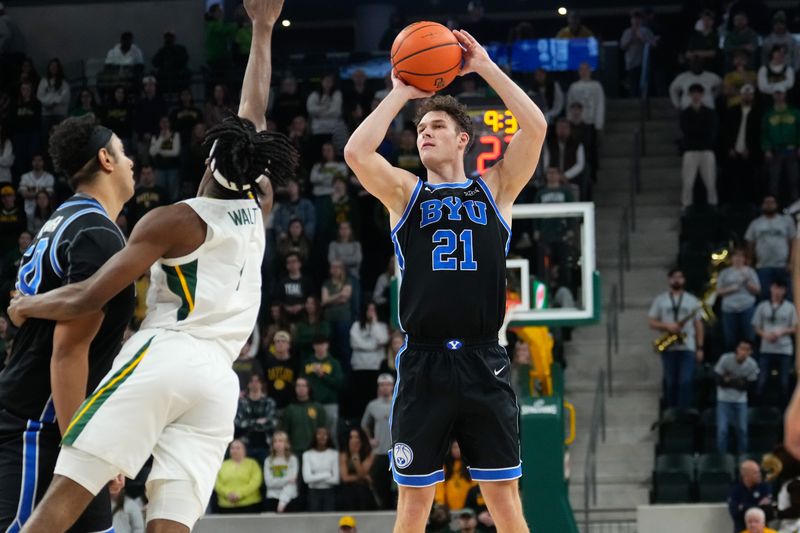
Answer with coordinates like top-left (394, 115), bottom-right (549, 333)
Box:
top-left (475, 177), bottom-right (512, 255)
top-left (390, 178), bottom-right (423, 238)
top-left (49, 208), bottom-right (115, 278)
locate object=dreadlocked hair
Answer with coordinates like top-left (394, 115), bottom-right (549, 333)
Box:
top-left (203, 114), bottom-right (298, 194)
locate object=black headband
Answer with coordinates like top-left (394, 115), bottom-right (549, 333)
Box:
top-left (71, 126), bottom-right (113, 176)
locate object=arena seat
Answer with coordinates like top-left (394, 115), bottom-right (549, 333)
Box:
top-left (653, 453), bottom-right (695, 503)
top-left (657, 408), bottom-right (698, 454)
top-left (696, 453), bottom-right (735, 502)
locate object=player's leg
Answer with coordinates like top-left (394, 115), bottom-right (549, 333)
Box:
top-left (142, 352), bottom-right (240, 531)
top-left (478, 479), bottom-right (529, 533)
top-left (23, 332), bottom-right (190, 533)
top-left (0, 413), bottom-right (50, 532)
top-left (456, 345), bottom-right (525, 530)
top-left (145, 479), bottom-right (201, 533)
top-left (390, 344), bottom-right (456, 533)
top-left (785, 382), bottom-right (800, 456)
top-left (147, 520), bottom-right (188, 533)
top-left (18, 475), bottom-right (94, 533)
top-left (20, 446), bottom-right (119, 533)
top-left (394, 485), bottom-right (437, 533)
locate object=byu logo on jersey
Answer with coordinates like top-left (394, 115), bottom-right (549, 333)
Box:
top-left (446, 339), bottom-right (463, 350)
top-left (393, 443), bottom-right (414, 469)
top-left (420, 197), bottom-right (487, 228)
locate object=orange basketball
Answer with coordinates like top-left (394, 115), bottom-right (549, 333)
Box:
top-left (391, 21), bottom-right (462, 92)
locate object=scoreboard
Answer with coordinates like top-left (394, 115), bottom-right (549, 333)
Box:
top-left (465, 107), bottom-right (519, 176)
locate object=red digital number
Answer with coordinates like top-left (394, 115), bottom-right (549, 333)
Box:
top-left (476, 135), bottom-right (515, 174)
top-left (476, 136), bottom-right (501, 175)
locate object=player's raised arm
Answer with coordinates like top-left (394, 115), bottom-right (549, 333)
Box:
top-left (238, 0), bottom-right (284, 131)
top-left (344, 73), bottom-right (430, 217)
top-left (453, 29), bottom-right (547, 208)
top-left (8, 205), bottom-right (202, 325)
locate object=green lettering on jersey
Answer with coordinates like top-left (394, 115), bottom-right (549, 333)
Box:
top-left (227, 207), bottom-right (260, 226)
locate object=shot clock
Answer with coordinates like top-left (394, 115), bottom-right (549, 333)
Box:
top-left (465, 107), bottom-right (519, 176)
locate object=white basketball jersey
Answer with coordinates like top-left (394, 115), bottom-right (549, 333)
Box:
top-left (140, 197), bottom-right (265, 362)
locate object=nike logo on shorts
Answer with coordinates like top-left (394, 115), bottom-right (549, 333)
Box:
top-left (494, 365), bottom-right (506, 376)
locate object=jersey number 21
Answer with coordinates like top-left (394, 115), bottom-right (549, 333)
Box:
top-left (432, 229), bottom-right (477, 271)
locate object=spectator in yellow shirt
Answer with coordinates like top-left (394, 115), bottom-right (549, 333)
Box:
top-left (214, 439), bottom-right (263, 513)
top-left (434, 442), bottom-right (477, 511)
top-left (556, 12), bottom-right (594, 39)
top-left (742, 507), bottom-right (778, 533)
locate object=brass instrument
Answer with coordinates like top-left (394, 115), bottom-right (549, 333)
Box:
top-left (653, 303), bottom-right (706, 352)
top-left (653, 246), bottom-right (729, 353)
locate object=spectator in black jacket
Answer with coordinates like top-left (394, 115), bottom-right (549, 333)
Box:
top-left (103, 86), bottom-right (134, 154)
top-left (169, 88), bottom-right (202, 144)
top-left (728, 459), bottom-right (772, 533)
top-left (152, 31), bottom-right (190, 93)
top-left (127, 164), bottom-right (167, 228)
top-left (0, 186), bottom-right (26, 255)
top-left (542, 118), bottom-right (586, 199)
top-left (272, 77), bottom-right (306, 133)
top-left (10, 82), bottom-right (41, 177)
top-left (721, 84), bottom-right (761, 204)
top-left (134, 75), bottom-right (167, 161)
top-left (680, 83), bottom-right (717, 209)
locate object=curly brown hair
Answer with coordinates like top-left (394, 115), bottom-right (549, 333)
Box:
top-left (48, 114), bottom-right (108, 190)
top-left (413, 95), bottom-right (474, 151)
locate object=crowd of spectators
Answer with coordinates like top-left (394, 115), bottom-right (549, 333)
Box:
top-left (646, 6), bottom-right (800, 527)
top-left (0, 0), bottom-right (616, 526)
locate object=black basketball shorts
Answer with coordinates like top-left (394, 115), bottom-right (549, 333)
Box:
top-left (0, 409), bottom-right (112, 533)
top-left (389, 337), bottom-right (522, 487)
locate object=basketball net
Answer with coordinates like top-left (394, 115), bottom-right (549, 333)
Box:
top-left (500, 292), bottom-right (522, 347)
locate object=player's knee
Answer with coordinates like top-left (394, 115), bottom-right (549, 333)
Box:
top-left (54, 446), bottom-right (120, 496)
top-left (146, 479), bottom-right (202, 531)
top-left (397, 486), bottom-right (435, 515)
top-left (146, 518), bottom-right (190, 533)
top-left (480, 479), bottom-right (521, 504)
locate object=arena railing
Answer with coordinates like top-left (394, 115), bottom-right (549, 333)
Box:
top-left (639, 42), bottom-right (652, 156)
top-left (583, 368), bottom-right (607, 528)
top-left (575, 518), bottom-right (637, 533)
top-left (606, 285), bottom-right (619, 397)
top-left (617, 207), bottom-right (631, 313)
top-left (618, 126), bottom-right (641, 313)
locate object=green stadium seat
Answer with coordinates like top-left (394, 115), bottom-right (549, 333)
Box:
top-left (658, 408), bottom-right (699, 454)
top-left (696, 453), bottom-right (735, 502)
top-left (653, 453), bottom-right (695, 503)
top-left (748, 407), bottom-right (782, 455)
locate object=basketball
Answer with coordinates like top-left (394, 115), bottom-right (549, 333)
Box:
top-left (391, 21), bottom-right (463, 92)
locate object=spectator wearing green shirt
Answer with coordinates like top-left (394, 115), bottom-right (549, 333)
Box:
top-left (322, 259), bottom-right (354, 367)
top-left (534, 166), bottom-right (575, 282)
top-left (762, 89), bottom-right (800, 201)
top-left (685, 10), bottom-right (719, 68)
top-left (280, 376), bottom-right (328, 453)
top-left (724, 12), bottom-right (760, 69)
top-left (233, 5), bottom-right (253, 68)
top-left (303, 335), bottom-right (344, 438)
top-left (69, 88), bottom-right (98, 118)
top-left (205, 3), bottom-right (237, 77)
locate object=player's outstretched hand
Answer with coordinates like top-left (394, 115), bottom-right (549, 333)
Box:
top-left (391, 70), bottom-right (434, 100)
top-left (243, 0), bottom-right (284, 27)
top-left (453, 29), bottom-right (491, 76)
top-left (7, 294), bottom-right (27, 328)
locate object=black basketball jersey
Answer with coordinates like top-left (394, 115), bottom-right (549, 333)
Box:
top-left (0, 194), bottom-right (134, 422)
top-left (392, 177), bottom-right (510, 340)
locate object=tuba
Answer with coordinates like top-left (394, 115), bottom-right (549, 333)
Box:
top-left (653, 246), bottom-right (729, 353)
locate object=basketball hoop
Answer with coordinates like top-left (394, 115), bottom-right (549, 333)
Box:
top-left (500, 294), bottom-right (522, 347)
